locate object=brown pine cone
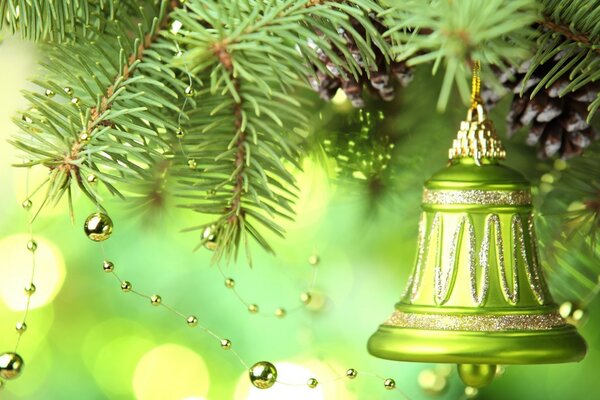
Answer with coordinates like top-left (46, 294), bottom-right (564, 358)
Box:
top-left (307, 15), bottom-right (412, 107)
top-left (482, 58), bottom-right (599, 159)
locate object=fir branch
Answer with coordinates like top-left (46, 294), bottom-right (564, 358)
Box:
top-left (172, 0), bottom-right (389, 263)
top-left (11, 0), bottom-right (186, 217)
top-left (0, 0), bottom-right (120, 42)
top-left (383, 0), bottom-right (540, 110)
top-left (522, 1), bottom-right (600, 120)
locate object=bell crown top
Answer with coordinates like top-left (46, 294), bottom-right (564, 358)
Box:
top-left (448, 61), bottom-right (507, 164)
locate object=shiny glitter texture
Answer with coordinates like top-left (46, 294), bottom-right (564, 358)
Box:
top-left (423, 189), bottom-right (532, 206)
top-left (408, 212), bottom-right (546, 306)
top-left (384, 311), bottom-right (565, 331)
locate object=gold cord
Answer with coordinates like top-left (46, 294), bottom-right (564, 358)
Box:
top-left (470, 60), bottom-right (481, 109)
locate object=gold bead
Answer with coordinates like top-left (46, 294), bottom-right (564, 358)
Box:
top-left (175, 127), bottom-right (185, 139)
top-left (202, 225), bottom-right (219, 250)
top-left (248, 361), bottom-right (277, 389)
top-left (465, 387), bottom-right (479, 399)
top-left (70, 97), bottom-right (80, 105)
top-left (102, 260), bottom-right (114, 273)
top-left (87, 174), bottom-right (97, 183)
top-left (184, 85), bottom-right (194, 97)
top-left (63, 87), bottom-right (73, 96)
top-left (22, 199), bottom-right (32, 210)
top-left (121, 281), bottom-right (132, 292)
top-left (300, 292), bottom-right (312, 305)
top-left (224, 278), bottom-right (235, 288)
top-left (26, 240), bottom-right (37, 252)
top-left (559, 301), bottom-right (586, 326)
top-left (274, 308), bottom-right (286, 318)
top-left (150, 294), bottom-right (162, 305)
top-left (24, 283), bottom-right (36, 295)
top-left (0, 352), bottom-right (24, 380)
top-left (44, 89), bottom-right (55, 97)
top-left (307, 378), bottom-right (318, 388)
top-left (84, 212), bottom-right (113, 242)
top-left (15, 322), bottom-right (27, 333)
top-left (79, 132), bottom-right (90, 142)
top-left (220, 339), bottom-right (231, 350)
top-left (346, 368), bottom-right (357, 379)
top-left (248, 304), bottom-right (259, 314)
top-left (308, 255), bottom-right (320, 266)
top-left (384, 378), bottom-right (396, 390)
top-left (21, 114), bottom-right (32, 123)
top-left (188, 159), bottom-right (197, 169)
top-left (186, 316), bottom-right (198, 326)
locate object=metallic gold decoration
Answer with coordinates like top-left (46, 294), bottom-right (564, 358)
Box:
top-left (346, 368), bottom-right (358, 379)
top-left (202, 225), bottom-right (219, 250)
top-left (384, 311), bottom-right (564, 331)
top-left (423, 188), bottom-right (531, 206)
top-left (383, 378), bottom-right (396, 390)
top-left (220, 339), bottom-right (231, 350)
top-left (70, 97), bottom-right (80, 105)
top-left (184, 86), bottom-right (194, 97)
top-left (24, 283), bottom-right (36, 295)
top-left (188, 159), bottom-right (197, 169)
top-left (15, 322), bottom-right (27, 333)
top-left (150, 295), bottom-right (162, 305)
top-left (0, 352), bottom-right (24, 380)
top-left (186, 316), bottom-right (198, 327)
top-left (559, 301), bottom-right (587, 326)
top-left (308, 255), bottom-right (320, 265)
top-left (87, 174), bottom-right (97, 183)
top-left (21, 200), bottom-right (32, 210)
top-left (307, 378), bottom-right (318, 388)
top-left (368, 61), bottom-right (586, 388)
top-left (224, 278), bottom-right (235, 288)
top-left (249, 361), bottom-right (277, 389)
top-left (44, 89), bottom-right (55, 97)
top-left (274, 308), bottom-right (286, 318)
top-left (248, 304), bottom-right (259, 314)
top-left (120, 281), bottom-right (132, 292)
top-left (300, 292), bottom-right (312, 304)
top-left (84, 213), bottom-right (113, 242)
top-left (103, 261), bottom-right (114, 273)
top-left (26, 240), bottom-right (37, 252)
top-left (63, 87), bottom-right (73, 96)
top-left (457, 364), bottom-right (496, 389)
top-left (175, 127), bottom-right (185, 139)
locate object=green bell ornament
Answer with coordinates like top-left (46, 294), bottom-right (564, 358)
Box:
top-left (367, 62), bottom-right (586, 388)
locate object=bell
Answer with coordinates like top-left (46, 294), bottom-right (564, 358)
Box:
top-left (367, 63), bottom-right (586, 388)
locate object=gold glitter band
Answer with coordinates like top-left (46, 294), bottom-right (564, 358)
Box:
top-left (422, 189), bottom-right (531, 206)
top-left (383, 311), bottom-right (565, 332)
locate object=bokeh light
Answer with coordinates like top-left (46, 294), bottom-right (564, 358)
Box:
top-left (0, 234), bottom-right (66, 310)
top-left (133, 343), bottom-right (210, 400)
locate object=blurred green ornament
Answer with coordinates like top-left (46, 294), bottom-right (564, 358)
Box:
top-left (84, 212), bottom-right (113, 242)
top-left (367, 66), bottom-right (586, 388)
top-left (0, 352), bottom-right (24, 380)
top-left (249, 361), bottom-right (277, 389)
top-left (418, 368), bottom-right (448, 395)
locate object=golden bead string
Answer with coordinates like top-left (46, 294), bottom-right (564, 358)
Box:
top-left (1, 167), bottom-right (38, 387)
top-left (216, 254), bottom-right (318, 318)
top-left (90, 216), bottom-right (409, 394)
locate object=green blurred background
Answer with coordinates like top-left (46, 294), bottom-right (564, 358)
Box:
top-left (1, 34), bottom-right (599, 400)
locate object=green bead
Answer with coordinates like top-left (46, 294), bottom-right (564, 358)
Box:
top-left (457, 364), bottom-right (496, 388)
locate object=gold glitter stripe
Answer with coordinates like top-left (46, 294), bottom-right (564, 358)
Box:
top-left (423, 189), bottom-right (531, 206)
top-left (383, 311), bottom-right (565, 332)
